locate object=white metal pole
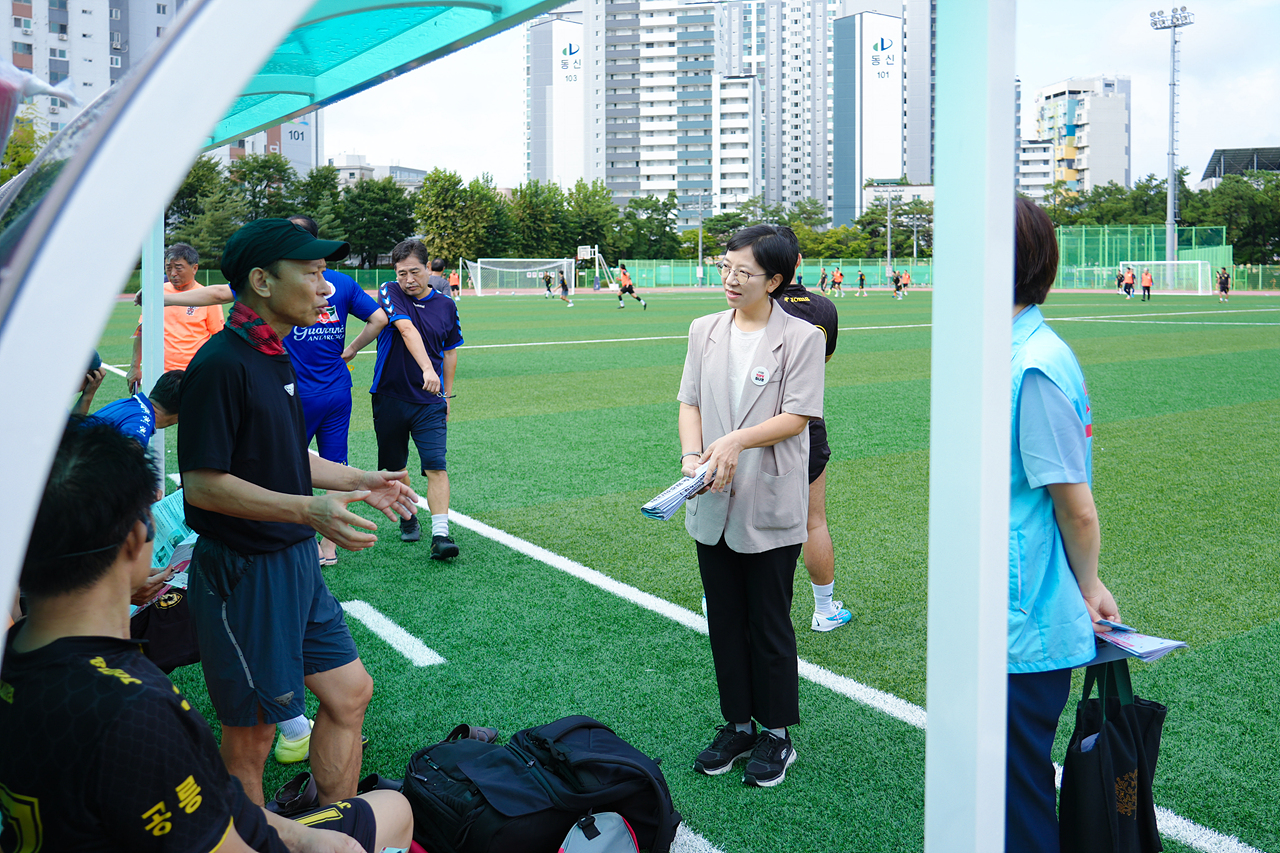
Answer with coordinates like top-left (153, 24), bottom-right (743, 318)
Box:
top-left (925, 1), bottom-right (1015, 851)
top-left (1165, 24), bottom-right (1178, 264)
top-left (140, 215), bottom-right (166, 486)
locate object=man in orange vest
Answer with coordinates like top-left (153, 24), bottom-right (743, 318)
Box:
top-left (126, 243), bottom-right (224, 393)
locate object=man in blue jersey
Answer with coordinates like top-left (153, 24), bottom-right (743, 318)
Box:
top-left (371, 239), bottom-right (463, 560)
top-left (87, 369), bottom-right (184, 446)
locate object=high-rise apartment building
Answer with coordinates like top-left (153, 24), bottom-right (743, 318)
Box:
top-left (1034, 74), bottom-right (1131, 193)
top-left (902, 0), bottom-right (933, 185)
top-left (208, 111), bottom-right (325, 177)
top-left (9, 0), bottom-right (188, 136)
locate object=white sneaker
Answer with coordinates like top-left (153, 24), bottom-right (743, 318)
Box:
top-left (701, 595), bottom-right (708, 618)
top-left (811, 601), bottom-right (852, 632)
top-left (567, 301), bottom-right (574, 307)
top-left (618, 303), bottom-right (625, 309)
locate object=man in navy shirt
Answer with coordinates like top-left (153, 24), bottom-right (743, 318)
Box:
top-left (371, 239), bottom-right (464, 559)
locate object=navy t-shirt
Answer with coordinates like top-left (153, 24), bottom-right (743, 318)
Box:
top-left (283, 269), bottom-right (379, 397)
top-left (777, 281), bottom-right (839, 359)
top-left (178, 329), bottom-right (314, 555)
top-left (371, 281), bottom-right (463, 407)
top-left (89, 393), bottom-right (156, 445)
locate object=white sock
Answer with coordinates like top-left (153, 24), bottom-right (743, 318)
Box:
top-left (732, 721), bottom-right (753, 734)
top-left (766, 726), bottom-right (787, 738)
top-left (812, 581), bottom-right (835, 616)
top-left (431, 514), bottom-right (449, 538)
top-left (277, 715), bottom-right (310, 741)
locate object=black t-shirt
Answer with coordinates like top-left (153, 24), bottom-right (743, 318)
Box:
top-left (0, 627), bottom-right (287, 853)
top-left (777, 281), bottom-right (837, 433)
top-left (178, 329), bottom-right (314, 555)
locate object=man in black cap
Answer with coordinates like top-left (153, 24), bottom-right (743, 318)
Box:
top-left (179, 219), bottom-right (420, 808)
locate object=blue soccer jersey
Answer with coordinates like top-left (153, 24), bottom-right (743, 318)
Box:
top-left (283, 269), bottom-right (380, 396)
top-left (89, 393), bottom-right (156, 445)
top-left (371, 281), bottom-right (463, 407)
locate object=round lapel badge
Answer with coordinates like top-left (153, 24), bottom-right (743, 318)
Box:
top-left (751, 367), bottom-right (770, 386)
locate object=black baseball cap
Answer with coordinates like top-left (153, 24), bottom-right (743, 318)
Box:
top-left (221, 219), bottom-right (350, 292)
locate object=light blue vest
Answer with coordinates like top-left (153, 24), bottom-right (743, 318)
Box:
top-left (1008, 305), bottom-right (1096, 673)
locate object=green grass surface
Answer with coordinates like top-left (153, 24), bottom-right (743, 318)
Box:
top-left (92, 287), bottom-right (1279, 852)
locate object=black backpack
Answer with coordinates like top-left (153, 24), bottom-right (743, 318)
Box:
top-left (403, 716), bottom-right (681, 853)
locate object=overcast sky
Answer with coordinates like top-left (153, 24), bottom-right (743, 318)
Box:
top-left (322, 0), bottom-right (1280, 190)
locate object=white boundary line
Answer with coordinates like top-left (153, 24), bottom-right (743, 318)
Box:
top-left (443, 508), bottom-right (1267, 853)
top-left (101, 363), bottom-right (128, 377)
top-left (340, 599), bottom-right (446, 666)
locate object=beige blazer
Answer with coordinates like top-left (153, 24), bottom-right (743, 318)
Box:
top-left (677, 304), bottom-right (825, 553)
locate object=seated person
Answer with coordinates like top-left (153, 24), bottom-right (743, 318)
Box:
top-left (1, 420), bottom-right (413, 853)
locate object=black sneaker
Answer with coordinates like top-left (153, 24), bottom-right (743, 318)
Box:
top-left (430, 534), bottom-right (459, 560)
top-left (742, 730), bottom-right (797, 788)
top-left (694, 723), bottom-right (757, 776)
top-left (400, 516), bottom-right (421, 542)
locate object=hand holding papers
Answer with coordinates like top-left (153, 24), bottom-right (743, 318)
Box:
top-left (642, 462), bottom-right (711, 520)
top-left (1095, 626), bottom-right (1187, 664)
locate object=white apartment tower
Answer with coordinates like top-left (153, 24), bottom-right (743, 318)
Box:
top-left (1034, 74), bottom-right (1131, 193)
top-left (902, 0), bottom-right (933, 185)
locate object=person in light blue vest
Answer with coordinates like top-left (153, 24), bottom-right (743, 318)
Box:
top-left (1007, 198), bottom-right (1121, 853)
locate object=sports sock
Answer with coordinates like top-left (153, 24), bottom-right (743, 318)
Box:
top-left (732, 722), bottom-right (753, 734)
top-left (278, 715), bottom-right (310, 741)
top-left (766, 727), bottom-right (787, 738)
top-left (812, 581), bottom-right (836, 616)
top-left (431, 514), bottom-right (449, 538)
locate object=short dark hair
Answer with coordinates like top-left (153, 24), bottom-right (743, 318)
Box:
top-left (1014, 197), bottom-right (1058, 305)
top-left (391, 240), bottom-right (430, 268)
top-left (21, 420), bottom-right (157, 599)
top-left (725, 224), bottom-right (800, 298)
top-left (150, 369), bottom-right (183, 415)
top-left (289, 215), bottom-right (319, 237)
top-left (431, 257), bottom-right (445, 273)
top-left (165, 243), bottom-right (198, 266)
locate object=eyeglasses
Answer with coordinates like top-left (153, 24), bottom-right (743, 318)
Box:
top-left (714, 261), bottom-right (768, 287)
top-left (55, 510), bottom-right (155, 559)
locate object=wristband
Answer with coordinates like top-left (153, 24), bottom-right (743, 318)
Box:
top-left (681, 451), bottom-right (702, 460)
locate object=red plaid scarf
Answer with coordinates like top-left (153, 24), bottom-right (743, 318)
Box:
top-left (228, 301), bottom-right (285, 356)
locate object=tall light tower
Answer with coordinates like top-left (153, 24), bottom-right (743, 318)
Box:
top-left (1151, 7), bottom-right (1195, 264)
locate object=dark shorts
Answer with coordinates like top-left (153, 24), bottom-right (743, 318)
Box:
top-left (1219, 284), bottom-right (1230, 293)
top-left (373, 393), bottom-right (448, 473)
top-left (301, 387), bottom-right (354, 465)
top-left (294, 796), bottom-right (376, 850)
top-left (620, 285), bottom-right (635, 295)
top-left (808, 418), bottom-right (831, 484)
top-left (188, 537), bottom-right (359, 727)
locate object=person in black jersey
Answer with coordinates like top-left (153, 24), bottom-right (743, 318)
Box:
top-left (543, 271), bottom-right (553, 298)
top-left (775, 269), bottom-right (852, 633)
top-left (1, 421), bottom-right (413, 853)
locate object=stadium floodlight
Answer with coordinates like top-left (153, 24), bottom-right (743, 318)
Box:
top-left (1150, 6), bottom-right (1194, 265)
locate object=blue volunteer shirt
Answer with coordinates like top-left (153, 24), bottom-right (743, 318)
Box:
top-left (371, 280), bottom-right (463, 407)
top-left (89, 393), bottom-right (156, 445)
top-left (283, 269), bottom-right (380, 396)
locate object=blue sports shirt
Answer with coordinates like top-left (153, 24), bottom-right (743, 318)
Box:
top-left (283, 269), bottom-right (380, 396)
top-left (371, 281), bottom-right (463, 407)
top-left (89, 393), bottom-right (156, 445)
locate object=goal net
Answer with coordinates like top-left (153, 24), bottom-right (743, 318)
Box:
top-left (1117, 260), bottom-right (1211, 295)
top-left (463, 258), bottom-right (576, 297)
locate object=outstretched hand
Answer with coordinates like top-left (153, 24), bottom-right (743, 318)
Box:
top-left (355, 469), bottom-right (420, 522)
top-left (306, 492), bottom-right (382, 551)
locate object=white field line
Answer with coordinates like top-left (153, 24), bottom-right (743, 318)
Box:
top-left (340, 599), bottom-right (446, 666)
top-left (168, 473), bottom-right (181, 486)
top-left (101, 363), bottom-right (127, 377)
top-left (442, 506), bottom-right (1267, 853)
top-left (1059, 320), bottom-right (1279, 326)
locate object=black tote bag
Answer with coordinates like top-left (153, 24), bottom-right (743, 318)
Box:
top-left (1059, 659), bottom-right (1167, 853)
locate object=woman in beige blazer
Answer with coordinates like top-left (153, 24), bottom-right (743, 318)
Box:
top-left (677, 224), bottom-right (825, 788)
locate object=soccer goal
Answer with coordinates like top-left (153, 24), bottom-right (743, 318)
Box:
top-left (1118, 260), bottom-right (1211, 295)
top-left (464, 258), bottom-right (575, 297)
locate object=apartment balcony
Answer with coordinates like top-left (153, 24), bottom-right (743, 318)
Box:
top-left (676, 135), bottom-right (711, 144)
top-left (676, 120), bottom-right (711, 129)
top-left (676, 30), bottom-right (713, 40)
top-left (676, 75), bottom-right (711, 85)
top-left (677, 59), bottom-right (714, 70)
top-left (676, 14), bottom-right (713, 24)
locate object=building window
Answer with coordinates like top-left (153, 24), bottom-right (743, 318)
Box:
top-left (156, 25), bottom-right (164, 36)
top-left (13, 16), bottom-right (32, 28)
top-left (157, 3), bottom-right (167, 12)
top-left (49, 22), bottom-right (68, 35)
top-left (50, 122), bottom-right (61, 131)
top-left (49, 47), bottom-right (65, 58)
top-left (49, 71), bottom-right (66, 84)
top-left (109, 55), bottom-right (120, 67)
top-left (49, 0), bottom-right (68, 9)
top-left (109, 8), bottom-right (120, 19)
top-left (13, 42), bottom-right (32, 55)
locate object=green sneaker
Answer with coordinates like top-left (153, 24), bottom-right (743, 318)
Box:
top-left (274, 719), bottom-right (313, 764)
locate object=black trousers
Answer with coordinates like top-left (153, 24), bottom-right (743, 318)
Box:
top-left (1006, 668), bottom-right (1071, 853)
top-left (697, 536), bottom-right (802, 730)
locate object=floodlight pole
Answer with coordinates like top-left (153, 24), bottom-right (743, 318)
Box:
top-left (1151, 7), bottom-right (1194, 264)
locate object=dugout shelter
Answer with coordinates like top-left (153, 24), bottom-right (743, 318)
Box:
top-left (0, 2), bottom-right (1021, 850)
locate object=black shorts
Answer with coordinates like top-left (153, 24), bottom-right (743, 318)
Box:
top-left (373, 393), bottom-right (448, 473)
top-left (1219, 285), bottom-right (1230, 294)
top-left (620, 285), bottom-right (635, 295)
top-left (450, 285), bottom-right (459, 293)
top-left (294, 797), bottom-right (376, 850)
top-left (808, 418), bottom-right (831, 484)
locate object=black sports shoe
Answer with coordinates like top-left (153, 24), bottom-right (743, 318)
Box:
top-left (400, 516), bottom-right (421, 542)
top-left (265, 771), bottom-right (319, 816)
top-left (694, 723), bottom-right (757, 776)
top-left (742, 730), bottom-right (797, 788)
top-left (430, 534), bottom-right (459, 560)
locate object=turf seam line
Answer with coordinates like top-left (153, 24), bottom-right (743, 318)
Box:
top-left (443, 506), bottom-right (1267, 853)
top-left (340, 599), bottom-right (447, 666)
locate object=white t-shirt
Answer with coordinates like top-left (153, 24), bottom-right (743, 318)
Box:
top-left (727, 320), bottom-right (765, 425)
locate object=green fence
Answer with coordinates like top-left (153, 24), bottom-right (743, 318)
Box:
top-left (122, 267), bottom-right (400, 292)
top-left (615, 258), bottom-right (935, 288)
top-left (1229, 265), bottom-right (1280, 291)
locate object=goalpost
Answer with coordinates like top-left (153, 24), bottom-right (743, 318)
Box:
top-left (463, 258), bottom-right (575, 297)
top-left (1118, 260), bottom-right (1211, 295)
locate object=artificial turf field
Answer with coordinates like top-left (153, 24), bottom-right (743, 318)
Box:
top-left (89, 286), bottom-right (1279, 853)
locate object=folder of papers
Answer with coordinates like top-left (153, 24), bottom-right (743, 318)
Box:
top-left (1095, 628), bottom-right (1187, 664)
top-left (641, 462), bottom-right (711, 521)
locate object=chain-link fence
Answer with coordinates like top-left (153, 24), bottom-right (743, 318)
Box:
top-left (613, 258), bottom-right (935, 288)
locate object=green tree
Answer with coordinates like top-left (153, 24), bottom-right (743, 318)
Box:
top-left (228, 152), bottom-right (297, 220)
top-left (700, 210), bottom-right (747, 256)
top-left (169, 182), bottom-right (249, 268)
top-left (565, 179), bottom-right (622, 263)
top-left (414, 168), bottom-right (469, 261)
top-left (620, 192), bottom-right (681, 259)
top-left (0, 107), bottom-right (50, 184)
top-left (341, 176), bottom-right (414, 267)
top-left (292, 165), bottom-right (345, 240)
top-left (467, 175), bottom-right (515, 260)
top-left (165, 156), bottom-right (224, 234)
top-left (785, 197), bottom-right (829, 230)
top-left (509, 180), bottom-right (571, 257)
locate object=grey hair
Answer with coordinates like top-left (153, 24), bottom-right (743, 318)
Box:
top-left (165, 243), bottom-right (199, 266)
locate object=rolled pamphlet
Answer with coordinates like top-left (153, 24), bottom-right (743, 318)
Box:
top-left (641, 462), bottom-right (711, 521)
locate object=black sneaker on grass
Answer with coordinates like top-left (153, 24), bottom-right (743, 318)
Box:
top-left (694, 723), bottom-right (757, 776)
top-left (430, 534), bottom-right (459, 560)
top-left (742, 730), bottom-right (797, 788)
top-left (400, 516), bottom-right (421, 542)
